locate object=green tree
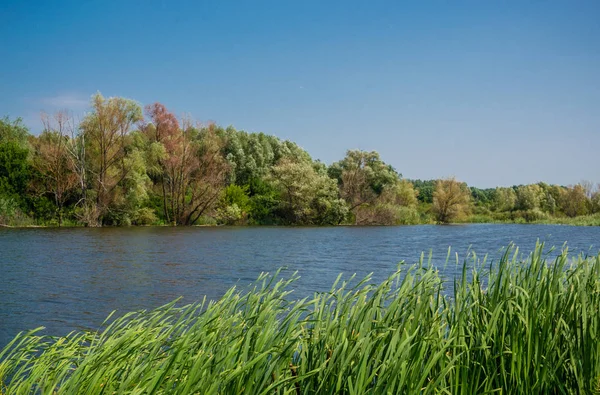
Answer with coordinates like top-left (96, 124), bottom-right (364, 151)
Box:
top-left (355, 180), bottom-right (420, 225)
top-left (268, 158), bottom-right (347, 225)
top-left (329, 150), bottom-right (398, 223)
top-left (515, 184), bottom-right (543, 211)
top-left (411, 180), bottom-right (435, 204)
top-left (591, 187), bottom-right (600, 214)
top-left (0, 117), bottom-right (31, 217)
top-left (562, 184), bottom-right (589, 217)
top-left (0, 116), bottom-right (30, 147)
top-left (247, 177), bottom-right (280, 225)
top-left (471, 187), bottom-right (495, 206)
top-left (215, 184), bottom-right (251, 225)
top-left (80, 93), bottom-right (143, 225)
top-left (0, 142), bottom-right (30, 205)
top-left (220, 127), bottom-right (310, 186)
top-left (493, 187), bottom-right (517, 212)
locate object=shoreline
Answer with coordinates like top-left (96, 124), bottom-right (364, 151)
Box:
top-left (1, 220), bottom-right (599, 229)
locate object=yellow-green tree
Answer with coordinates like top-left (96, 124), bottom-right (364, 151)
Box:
top-left (432, 178), bottom-right (471, 224)
top-left (493, 187), bottom-right (517, 212)
top-left (80, 93), bottom-right (143, 225)
top-left (355, 179), bottom-right (419, 225)
top-left (562, 184), bottom-right (589, 217)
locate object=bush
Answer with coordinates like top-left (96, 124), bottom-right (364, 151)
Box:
top-left (395, 205), bottom-right (421, 225)
top-left (131, 207), bottom-right (158, 225)
top-left (512, 208), bottom-right (549, 222)
top-left (215, 203), bottom-right (245, 225)
top-left (0, 196), bottom-right (33, 226)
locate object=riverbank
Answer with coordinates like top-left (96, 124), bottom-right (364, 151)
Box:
top-left (2, 244), bottom-right (599, 393)
top-left (2, 214), bottom-right (600, 228)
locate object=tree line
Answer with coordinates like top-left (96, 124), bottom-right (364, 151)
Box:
top-left (1, 94), bottom-right (599, 226)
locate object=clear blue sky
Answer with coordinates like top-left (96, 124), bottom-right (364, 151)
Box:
top-left (1, 0), bottom-right (598, 188)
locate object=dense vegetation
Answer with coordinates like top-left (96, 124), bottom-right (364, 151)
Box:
top-left (1, 94), bottom-right (599, 226)
top-left (1, 244), bottom-right (599, 393)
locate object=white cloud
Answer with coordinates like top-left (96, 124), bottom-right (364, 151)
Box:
top-left (18, 93), bottom-right (91, 134)
top-left (40, 93), bottom-right (89, 110)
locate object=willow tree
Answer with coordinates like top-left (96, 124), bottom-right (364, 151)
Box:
top-left (493, 187), bottom-right (517, 212)
top-left (354, 179), bottom-right (419, 225)
top-left (328, 150), bottom-right (398, 223)
top-left (268, 157), bottom-right (347, 225)
top-left (562, 184), bottom-right (589, 217)
top-left (79, 93), bottom-right (143, 226)
top-left (432, 178), bottom-right (471, 224)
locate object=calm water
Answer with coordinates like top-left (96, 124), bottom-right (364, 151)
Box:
top-left (1, 224), bottom-right (599, 348)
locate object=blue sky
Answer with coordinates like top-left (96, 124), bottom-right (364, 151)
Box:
top-left (1, 0), bottom-right (598, 188)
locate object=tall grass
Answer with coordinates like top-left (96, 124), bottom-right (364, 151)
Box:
top-left (1, 244), bottom-right (600, 394)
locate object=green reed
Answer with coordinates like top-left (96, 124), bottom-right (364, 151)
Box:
top-left (1, 243), bottom-right (600, 394)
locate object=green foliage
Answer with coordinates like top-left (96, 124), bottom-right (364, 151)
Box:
top-left (0, 196), bottom-right (33, 226)
top-left (592, 192), bottom-right (600, 214)
top-left (411, 179), bottom-right (435, 203)
top-left (395, 205), bottom-right (421, 224)
top-left (2, 245), bottom-right (600, 393)
top-left (0, 140), bottom-right (30, 209)
top-left (131, 207), bottom-right (158, 225)
top-left (221, 127), bottom-right (311, 186)
top-left (27, 195), bottom-right (57, 222)
top-left (215, 185), bottom-right (252, 225)
top-left (0, 116), bottom-right (30, 147)
top-left (516, 184), bottom-right (542, 211)
top-left (329, 150), bottom-right (398, 197)
top-left (0, 107), bottom-right (598, 226)
top-left (562, 184), bottom-right (589, 217)
top-left (222, 184), bottom-right (251, 212)
top-left (215, 203), bottom-right (244, 225)
top-left (268, 158), bottom-right (348, 225)
top-left (538, 213), bottom-right (600, 226)
top-left (470, 187), bottom-right (495, 205)
top-left (247, 177), bottom-right (281, 225)
top-left (512, 208), bottom-right (550, 222)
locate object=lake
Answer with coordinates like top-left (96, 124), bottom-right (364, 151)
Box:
top-left (1, 224), bottom-right (599, 348)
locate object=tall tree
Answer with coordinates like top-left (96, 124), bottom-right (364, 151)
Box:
top-left (562, 184), bottom-right (589, 217)
top-left (354, 180), bottom-right (419, 225)
top-left (0, 116), bottom-right (30, 147)
top-left (80, 93), bottom-right (143, 226)
top-left (515, 184), bottom-right (543, 211)
top-left (30, 111), bottom-right (78, 226)
top-left (432, 178), bottom-right (471, 224)
top-left (0, 117), bottom-right (31, 210)
top-left (142, 102), bottom-right (181, 223)
top-left (329, 150), bottom-right (398, 223)
top-left (493, 187), bottom-right (517, 212)
top-left (591, 185), bottom-right (600, 214)
top-left (268, 157), bottom-right (347, 225)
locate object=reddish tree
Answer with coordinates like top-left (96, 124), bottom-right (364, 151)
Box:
top-left (143, 104), bottom-right (229, 225)
top-left (143, 103), bottom-right (181, 223)
top-left (31, 111), bottom-right (78, 226)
